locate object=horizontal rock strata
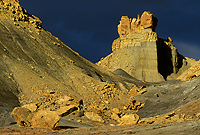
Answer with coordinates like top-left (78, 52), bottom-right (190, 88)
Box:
top-left (97, 11), bottom-right (195, 82)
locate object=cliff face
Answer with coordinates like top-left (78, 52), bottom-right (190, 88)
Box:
top-left (97, 11), bottom-right (196, 82)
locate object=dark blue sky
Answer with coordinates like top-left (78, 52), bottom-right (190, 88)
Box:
top-left (19, 0), bottom-right (200, 63)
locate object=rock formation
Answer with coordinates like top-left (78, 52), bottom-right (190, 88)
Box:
top-left (97, 11), bottom-right (196, 82)
top-left (118, 11), bottom-right (158, 37)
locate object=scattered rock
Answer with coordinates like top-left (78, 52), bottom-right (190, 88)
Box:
top-left (128, 85), bottom-right (147, 96)
top-left (96, 82), bottom-right (121, 99)
top-left (196, 113), bottom-right (200, 118)
top-left (139, 112), bottom-right (184, 125)
top-left (31, 110), bottom-right (60, 129)
top-left (185, 74), bottom-right (197, 81)
top-left (125, 97), bottom-right (144, 110)
top-left (85, 112), bottom-right (104, 123)
top-left (120, 114), bottom-right (140, 125)
top-left (11, 93), bottom-right (83, 129)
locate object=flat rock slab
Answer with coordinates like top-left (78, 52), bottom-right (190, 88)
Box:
top-left (58, 118), bottom-right (93, 128)
top-left (84, 112), bottom-right (104, 123)
top-left (135, 78), bottom-right (200, 118)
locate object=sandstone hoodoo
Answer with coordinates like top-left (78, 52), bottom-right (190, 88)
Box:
top-left (97, 11), bottom-right (196, 82)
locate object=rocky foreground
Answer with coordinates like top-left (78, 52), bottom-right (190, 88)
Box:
top-left (0, 0), bottom-right (199, 134)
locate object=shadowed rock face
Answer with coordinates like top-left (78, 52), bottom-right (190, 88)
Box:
top-left (157, 37), bottom-right (184, 80)
top-left (97, 11), bottom-right (196, 82)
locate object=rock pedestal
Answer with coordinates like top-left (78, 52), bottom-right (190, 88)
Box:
top-left (97, 11), bottom-right (194, 82)
top-left (97, 28), bottom-right (164, 82)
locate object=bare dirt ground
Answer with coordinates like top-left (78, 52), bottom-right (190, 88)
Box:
top-left (0, 122), bottom-right (199, 135)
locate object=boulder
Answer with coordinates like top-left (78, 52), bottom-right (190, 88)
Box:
top-left (112, 108), bottom-right (120, 114)
top-left (85, 112), bottom-right (104, 123)
top-left (31, 110), bottom-right (60, 129)
top-left (56, 104), bottom-right (78, 116)
top-left (140, 11), bottom-right (158, 31)
top-left (11, 107), bottom-right (33, 127)
top-left (111, 113), bottom-right (121, 122)
top-left (120, 114), bottom-right (140, 125)
top-left (56, 95), bottom-right (74, 106)
top-left (128, 86), bottom-right (139, 96)
top-left (118, 16), bottom-right (131, 37)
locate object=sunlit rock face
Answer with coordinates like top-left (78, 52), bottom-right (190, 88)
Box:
top-left (117, 11), bottom-right (158, 37)
top-left (97, 11), bottom-right (195, 82)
